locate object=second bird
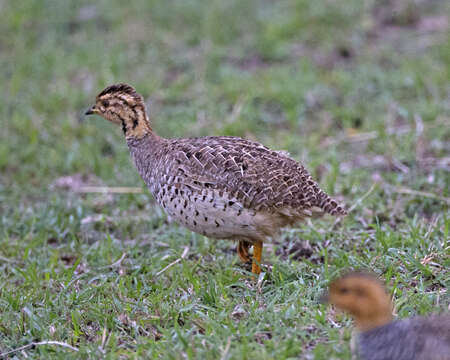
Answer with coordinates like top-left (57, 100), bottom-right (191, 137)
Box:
top-left (85, 83), bottom-right (347, 274)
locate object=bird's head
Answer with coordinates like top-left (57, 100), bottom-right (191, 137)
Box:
top-left (85, 83), bottom-right (152, 138)
top-left (323, 272), bottom-right (393, 331)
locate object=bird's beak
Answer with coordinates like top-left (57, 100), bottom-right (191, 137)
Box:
top-left (85, 105), bottom-right (96, 116)
top-left (319, 291), bottom-right (329, 304)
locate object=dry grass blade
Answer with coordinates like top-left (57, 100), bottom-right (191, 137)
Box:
top-left (155, 247), bottom-right (189, 276)
top-left (220, 337), bottom-right (232, 360)
top-left (331, 183), bottom-right (377, 229)
top-left (0, 255), bottom-right (22, 264)
top-left (347, 183), bottom-right (378, 213)
top-left (98, 252), bottom-right (127, 269)
top-left (325, 131), bottom-right (378, 146)
top-left (76, 186), bottom-right (143, 193)
top-left (225, 96), bottom-right (247, 124)
top-left (98, 324), bottom-right (110, 354)
top-left (393, 186), bottom-right (450, 204)
top-left (0, 341), bottom-right (79, 357)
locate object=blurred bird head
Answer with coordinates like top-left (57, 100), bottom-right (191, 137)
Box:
top-left (85, 83), bottom-right (151, 137)
top-left (323, 271), bottom-right (393, 331)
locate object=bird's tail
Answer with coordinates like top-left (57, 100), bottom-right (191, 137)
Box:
top-left (317, 190), bottom-right (347, 216)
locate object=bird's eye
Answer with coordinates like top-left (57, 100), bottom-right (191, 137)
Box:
top-left (101, 100), bottom-right (109, 107)
top-left (339, 287), bottom-right (349, 294)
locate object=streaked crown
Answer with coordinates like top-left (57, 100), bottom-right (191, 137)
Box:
top-left (86, 83), bottom-right (151, 138)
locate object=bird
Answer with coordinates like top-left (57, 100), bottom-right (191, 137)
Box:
top-left (85, 83), bottom-right (347, 274)
top-left (323, 271), bottom-right (450, 360)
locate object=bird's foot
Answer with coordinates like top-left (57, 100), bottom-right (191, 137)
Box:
top-left (251, 240), bottom-right (263, 275)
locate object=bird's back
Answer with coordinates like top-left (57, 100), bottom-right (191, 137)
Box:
top-left (164, 136), bottom-right (344, 213)
top-left (359, 315), bottom-right (450, 360)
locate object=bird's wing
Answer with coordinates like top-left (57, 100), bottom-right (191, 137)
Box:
top-left (166, 136), bottom-right (339, 213)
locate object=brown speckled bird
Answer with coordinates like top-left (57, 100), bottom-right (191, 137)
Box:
top-left (85, 83), bottom-right (347, 274)
top-left (324, 272), bottom-right (450, 360)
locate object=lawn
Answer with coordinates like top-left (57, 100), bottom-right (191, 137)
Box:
top-left (1, 0), bottom-right (449, 359)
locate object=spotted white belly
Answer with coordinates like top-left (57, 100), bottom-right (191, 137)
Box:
top-left (156, 186), bottom-right (258, 240)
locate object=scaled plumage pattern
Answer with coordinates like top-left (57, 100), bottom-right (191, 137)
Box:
top-left (86, 83), bottom-right (347, 274)
top-left (325, 272), bottom-right (450, 360)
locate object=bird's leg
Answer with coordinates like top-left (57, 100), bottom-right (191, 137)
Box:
top-left (252, 240), bottom-right (263, 275)
top-left (237, 240), bottom-right (251, 263)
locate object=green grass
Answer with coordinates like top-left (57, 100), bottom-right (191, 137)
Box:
top-left (1, 0), bottom-right (449, 358)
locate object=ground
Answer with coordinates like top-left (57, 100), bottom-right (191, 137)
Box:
top-left (0, 0), bottom-right (449, 359)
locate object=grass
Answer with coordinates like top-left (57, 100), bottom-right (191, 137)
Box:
top-left (1, 0), bottom-right (449, 358)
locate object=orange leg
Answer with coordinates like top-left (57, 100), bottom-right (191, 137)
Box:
top-left (237, 240), bottom-right (251, 263)
top-left (252, 240), bottom-right (263, 275)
